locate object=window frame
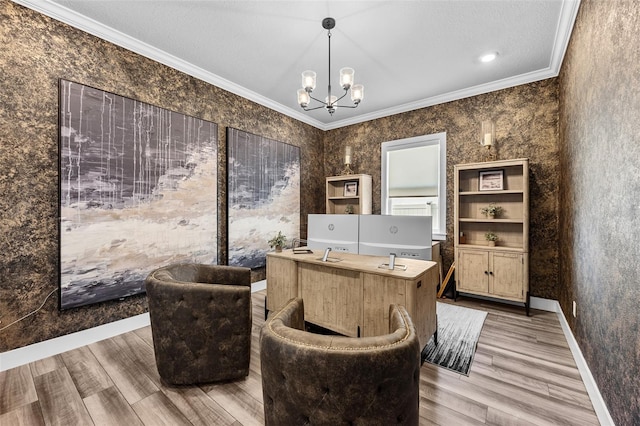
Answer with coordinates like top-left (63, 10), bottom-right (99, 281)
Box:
top-left (381, 132), bottom-right (447, 240)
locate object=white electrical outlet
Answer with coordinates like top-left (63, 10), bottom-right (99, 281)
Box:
top-left (572, 301), bottom-right (577, 317)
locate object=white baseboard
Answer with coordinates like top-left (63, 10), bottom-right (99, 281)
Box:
top-left (252, 279), bottom-right (266, 292)
top-left (529, 296), bottom-right (558, 312)
top-left (550, 299), bottom-right (615, 426)
top-left (0, 281), bottom-right (268, 372)
top-left (0, 312), bottom-right (151, 372)
top-left (457, 294), bottom-right (555, 312)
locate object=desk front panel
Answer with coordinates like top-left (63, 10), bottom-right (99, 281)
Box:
top-left (298, 263), bottom-right (363, 337)
top-left (266, 256), bottom-right (298, 312)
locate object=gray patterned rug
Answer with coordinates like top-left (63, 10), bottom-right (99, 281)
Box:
top-left (421, 302), bottom-right (488, 376)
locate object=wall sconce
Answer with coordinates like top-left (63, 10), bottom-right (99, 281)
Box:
top-left (481, 120), bottom-right (496, 160)
top-left (342, 145), bottom-right (354, 175)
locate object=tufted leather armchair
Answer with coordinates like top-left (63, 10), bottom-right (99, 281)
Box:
top-left (260, 297), bottom-right (421, 425)
top-left (145, 263), bottom-right (252, 385)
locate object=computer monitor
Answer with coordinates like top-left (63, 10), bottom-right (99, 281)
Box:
top-left (358, 215), bottom-right (432, 260)
top-left (307, 214), bottom-right (359, 253)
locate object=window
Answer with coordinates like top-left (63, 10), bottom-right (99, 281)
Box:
top-left (381, 132), bottom-right (447, 240)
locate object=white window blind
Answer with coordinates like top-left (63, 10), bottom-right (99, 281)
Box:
top-left (387, 144), bottom-right (439, 197)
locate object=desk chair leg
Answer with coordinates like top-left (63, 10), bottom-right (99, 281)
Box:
top-left (434, 315), bottom-right (438, 345)
top-left (421, 317), bottom-right (439, 365)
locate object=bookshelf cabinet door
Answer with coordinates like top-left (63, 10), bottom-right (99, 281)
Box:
top-left (490, 251), bottom-right (525, 299)
top-left (457, 249), bottom-right (489, 294)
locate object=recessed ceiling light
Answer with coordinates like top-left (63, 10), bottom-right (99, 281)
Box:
top-left (480, 52), bottom-right (498, 63)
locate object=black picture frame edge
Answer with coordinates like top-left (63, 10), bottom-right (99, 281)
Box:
top-left (57, 78), bottom-right (64, 310)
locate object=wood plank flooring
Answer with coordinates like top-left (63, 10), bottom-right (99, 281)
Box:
top-left (0, 291), bottom-right (600, 425)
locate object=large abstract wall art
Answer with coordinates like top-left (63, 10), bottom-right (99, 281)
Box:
top-left (59, 79), bottom-right (218, 309)
top-left (227, 128), bottom-right (300, 268)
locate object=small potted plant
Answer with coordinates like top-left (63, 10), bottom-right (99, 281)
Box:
top-left (268, 231), bottom-right (287, 252)
top-left (485, 231), bottom-right (499, 247)
top-left (345, 204), bottom-right (354, 214)
top-left (480, 203), bottom-right (504, 219)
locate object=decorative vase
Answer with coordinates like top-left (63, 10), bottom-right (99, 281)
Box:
top-left (488, 212), bottom-right (495, 219)
top-left (275, 246), bottom-right (283, 253)
top-left (487, 241), bottom-right (496, 247)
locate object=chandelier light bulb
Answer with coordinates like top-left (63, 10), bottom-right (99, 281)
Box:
top-left (340, 67), bottom-right (354, 90)
top-left (351, 84), bottom-right (364, 104)
top-left (301, 70), bottom-right (316, 92)
top-left (297, 89), bottom-right (310, 108)
top-left (325, 95), bottom-right (337, 114)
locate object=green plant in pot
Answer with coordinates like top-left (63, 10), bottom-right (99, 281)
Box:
top-left (345, 204), bottom-right (354, 214)
top-left (480, 203), bottom-right (503, 218)
top-left (485, 231), bottom-right (499, 247)
top-left (268, 231), bottom-right (287, 252)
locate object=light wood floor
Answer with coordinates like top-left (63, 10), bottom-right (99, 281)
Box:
top-left (0, 291), bottom-right (599, 425)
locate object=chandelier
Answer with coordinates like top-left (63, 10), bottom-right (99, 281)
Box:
top-left (297, 17), bottom-right (364, 115)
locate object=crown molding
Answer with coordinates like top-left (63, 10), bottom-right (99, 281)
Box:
top-left (550, 0), bottom-right (582, 71)
top-left (13, 0), bottom-right (580, 132)
top-left (322, 67), bottom-right (559, 130)
top-left (11, 0), bottom-right (326, 130)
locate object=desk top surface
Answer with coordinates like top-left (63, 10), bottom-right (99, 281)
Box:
top-left (267, 249), bottom-right (437, 280)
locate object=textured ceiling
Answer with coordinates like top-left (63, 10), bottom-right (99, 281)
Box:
top-left (17, 0), bottom-right (580, 130)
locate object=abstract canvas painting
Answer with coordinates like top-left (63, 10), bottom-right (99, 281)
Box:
top-left (227, 128), bottom-right (300, 268)
top-left (59, 79), bottom-right (218, 309)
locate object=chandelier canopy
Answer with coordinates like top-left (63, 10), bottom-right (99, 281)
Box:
top-left (297, 17), bottom-right (364, 115)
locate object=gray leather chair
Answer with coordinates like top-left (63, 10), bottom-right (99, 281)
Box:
top-left (145, 263), bottom-right (252, 385)
top-left (260, 297), bottom-right (421, 425)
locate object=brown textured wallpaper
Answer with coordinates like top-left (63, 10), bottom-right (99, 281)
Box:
top-left (324, 79), bottom-right (560, 300)
top-left (0, 0), bottom-right (324, 351)
top-left (558, 1), bottom-right (640, 424)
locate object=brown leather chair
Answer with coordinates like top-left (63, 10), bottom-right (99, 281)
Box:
top-left (145, 263), bottom-right (251, 385)
top-left (260, 297), bottom-right (421, 425)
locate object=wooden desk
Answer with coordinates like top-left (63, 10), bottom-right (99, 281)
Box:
top-left (266, 250), bottom-right (438, 349)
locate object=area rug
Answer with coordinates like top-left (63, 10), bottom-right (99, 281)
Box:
top-left (421, 302), bottom-right (488, 376)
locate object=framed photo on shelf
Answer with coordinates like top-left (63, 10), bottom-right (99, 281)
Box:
top-left (344, 181), bottom-right (358, 197)
top-left (479, 170), bottom-right (504, 191)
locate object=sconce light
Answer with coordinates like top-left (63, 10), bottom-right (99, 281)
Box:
top-left (481, 120), bottom-right (496, 160)
top-left (342, 145), bottom-right (354, 175)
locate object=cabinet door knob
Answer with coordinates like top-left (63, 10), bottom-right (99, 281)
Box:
top-left (484, 271), bottom-right (489, 275)
top-left (489, 271), bottom-right (493, 275)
